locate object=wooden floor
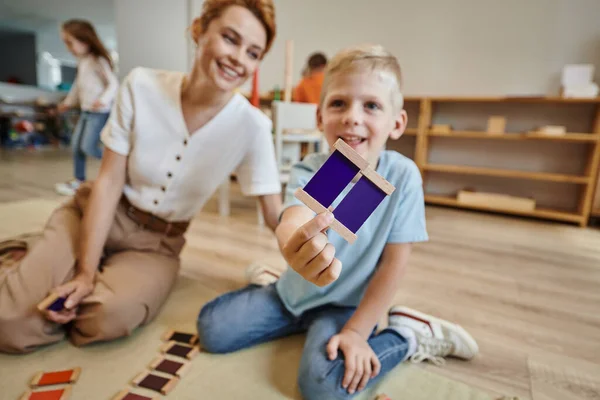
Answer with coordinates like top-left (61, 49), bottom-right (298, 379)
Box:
top-left (1, 149), bottom-right (599, 400)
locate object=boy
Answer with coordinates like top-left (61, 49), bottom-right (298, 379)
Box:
top-left (293, 52), bottom-right (328, 104)
top-left (197, 44), bottom-right (478, 399)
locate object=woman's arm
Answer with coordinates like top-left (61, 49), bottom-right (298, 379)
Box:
top-left (78, 149), bottom-right (127, 281)
top-left (258, 193), bottom-right (282, 232)
top-left (47, 149), bottom-right (127, 322)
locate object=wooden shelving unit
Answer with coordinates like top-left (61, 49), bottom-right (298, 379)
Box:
top-left (590, 124), bottom-right (600, 221)
top-left (428, 130), bottom-right (600, 142)
top-left (423, 164), bottom-right (590, 184)
top-left (389, 96), bottom-right (600, 226)
top-left (424, 194), bottom-right (582, 223)
top-left (257, 94), bottom-right (600, 226)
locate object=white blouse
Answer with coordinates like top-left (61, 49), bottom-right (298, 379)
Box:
top-left (101, 67), bottom-right (281, 222)
top-left (63, 55), bottom-right (118, 113)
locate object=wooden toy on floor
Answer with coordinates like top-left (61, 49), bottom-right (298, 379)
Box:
top-left (294, 138), bottom-right (395, 244)
top-left (112, 389), bottom-right (158, 400)
top-left (20, 386), bottom-right (72, 400)
top-left (30, 368), bottom-right (81, 387)
top-left (161, 329), bottom-right (199, 346)
top-left (131, 371), bottom-right (179, 395)
top-left (37, 292), bottom-right (67, 313)
top-left (148, 356), bottom-right (191, 377)
top-left (160, 341), bottom-right (199, 360)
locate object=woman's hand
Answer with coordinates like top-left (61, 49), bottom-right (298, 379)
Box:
top-left (44, 274), bottom-right (94, 324)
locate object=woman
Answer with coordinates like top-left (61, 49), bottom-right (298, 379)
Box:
top-left (55, 19), bottom-right (119, 196)
top-left (0, 0), bottom-right (281, 353)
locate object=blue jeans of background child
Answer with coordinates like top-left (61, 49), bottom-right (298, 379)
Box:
top-left (197, 284), bottom-right (410, 400)
top-left (71, 111), bottom-right (109, 181)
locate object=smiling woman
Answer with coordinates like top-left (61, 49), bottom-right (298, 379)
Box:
top-left (0, 0), bottom-right (282, 354)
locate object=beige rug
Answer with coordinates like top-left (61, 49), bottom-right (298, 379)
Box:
top-left (0, 199), bottom-right (500, 400)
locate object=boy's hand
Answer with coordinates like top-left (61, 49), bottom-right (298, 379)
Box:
top-left (281, 212), bottom-right (342, 287)
top-left (327, 328), bottom-right (381, 394)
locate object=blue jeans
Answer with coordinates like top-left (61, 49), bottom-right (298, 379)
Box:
top-left (71, 111), bottom-right (109, 181)
top-left (197, 284), bottom-right (409, 400)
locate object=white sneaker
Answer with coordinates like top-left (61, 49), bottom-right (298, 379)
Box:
top-left (388, 306), bottom-right (479, 366)
top-left (245, 262), bottom-right (282, 286)
top-left (55, 180), bottom-right (82, 196)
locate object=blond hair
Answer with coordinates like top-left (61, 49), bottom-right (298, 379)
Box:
top-left (191, 0), bottom-right (276, 55)
top-left (320, 44), bottom-right (404, 110)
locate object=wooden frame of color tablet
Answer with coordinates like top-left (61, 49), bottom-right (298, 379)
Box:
top-left (148, 356), bottom-right (192, 377)
top-left (161, 329), bottom-right (199, 346)
top-left (159, 341), bottom-right (199, 360)
top-left (30, 368), bottom-right (81, 387)
top-left (112, 389), bottom-right (158, 400)
top-left (131, 371), bottom-right (179, 395)
top-left (294, 138), bottom-right (395, 244)
top-left (20, 386), bottom-right (72, 400)
top-left (37, 292), bottom-right (67, 313)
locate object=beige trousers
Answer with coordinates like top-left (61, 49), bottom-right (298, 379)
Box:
top-left (0, 184), bottom-right (186, 353)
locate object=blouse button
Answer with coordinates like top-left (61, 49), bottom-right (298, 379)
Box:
top-left (167, 172), bottom-right (173, 178)
top-left (161, 186), bottom-right (166, 192)
top-left (183, 139), bottom-right (188, 146)
top-left (176, 155), bottom-right (181, 161)
top-left (153, 200), bottom-right (158, 205)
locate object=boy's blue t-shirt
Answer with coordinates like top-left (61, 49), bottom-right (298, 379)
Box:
top-left (275, 150), bottom-right (429, 316)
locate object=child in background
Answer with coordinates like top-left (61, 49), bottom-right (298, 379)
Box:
top-left (55, 19), bottom-right (118, 196)
top-left (198, 44), bottom-right (478, 399)
top-left (293, 52), bottom-right (327, 104)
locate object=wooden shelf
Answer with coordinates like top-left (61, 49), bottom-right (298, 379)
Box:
top-left (379, 96), bottom-right (600, 226)
top-left (425, 194), bottom-right (583, 224)
top-left (428, 96), bottom-right (600, 104)
top-left (428, 130), bottom-right (600, 142)
top-left (424, 164), bottom-right (590, 184)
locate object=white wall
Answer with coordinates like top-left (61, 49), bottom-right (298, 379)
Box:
top-left (115, 0), bottom-right (191, 79)
top-left (115, 0), bottom-right (600, 95)
top-left (265, 0), bottom-right (600, 96)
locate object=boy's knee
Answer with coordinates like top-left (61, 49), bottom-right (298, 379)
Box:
top-left (196, 302), bottom-right (233, 354)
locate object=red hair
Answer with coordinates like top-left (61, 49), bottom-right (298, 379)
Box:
top-left (191, 0), bottom-right (276, 54)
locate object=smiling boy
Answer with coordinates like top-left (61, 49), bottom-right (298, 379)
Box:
top-left (197, 44), bottom-right (478, 399)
